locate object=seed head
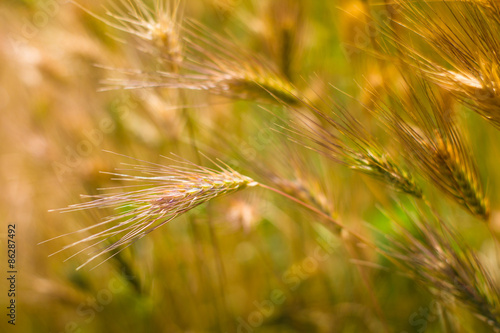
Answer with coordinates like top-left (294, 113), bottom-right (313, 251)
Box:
top-left (370, 76), bottom-right (489, 220)
top-left (282, 96), bottom-right (423, 198)
top-left (387, 0), bottom-right (500, 129)
top-left (78, 0), bottom-right (184, 70)
top-left (383, 218), bottom-right (500, 331)
top-left (47, 154), bottom-right (257, 269)
top-left (91, 0), bottom-right (300, 105)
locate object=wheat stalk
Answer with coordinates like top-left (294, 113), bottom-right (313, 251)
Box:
top-left (133, 19), bottom-right (300, 104)
top-left (74, 0), bottom-right (183, 70)
top-left (382, 216), bottom-right (500, 331)
top-left (281, 96), bottom-right (424, 198)
top-left (368, 76), bottom-right (490, 220)
top-left (83, 0), bottom-right (301, 105)
top-left (46, 153), bottom-right (258, 269)
top-left (385, 0), bottom-right (500, 128)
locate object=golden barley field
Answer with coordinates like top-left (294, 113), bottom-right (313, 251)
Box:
top-left (2, 0), bottom-right (500, 332)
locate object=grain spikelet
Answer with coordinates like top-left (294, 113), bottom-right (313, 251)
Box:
top-left (86, 0), bottom-right (300, 105)
top-left (371, 77), bottom-right (489, 220)
top-left (282, 96), bottom-right (423, 198)
top-left (78, 0), bottom-right (183, 70)
top-left (47, 154), bottom-right (258, 269)
top-left (383, 217), bottom-right (500, 331)
top-left (386, 0), bottom-right (500, 128)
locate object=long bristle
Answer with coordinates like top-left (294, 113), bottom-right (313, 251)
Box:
top-left (368, 75), bottom-right (489, 220)
top-left (383, 216), bottom-right (500, 331)
top-left (87, 0), bottom-right (301, 105)
top-left (384, 0), bottom-right (500, 129)
top-left (49, 154), bottom-right (258, 269)
top-left (280, 93), bottom-right (424, 198)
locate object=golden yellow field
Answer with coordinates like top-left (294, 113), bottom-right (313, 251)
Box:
top-left (2, 0), bottom-right (500, 332)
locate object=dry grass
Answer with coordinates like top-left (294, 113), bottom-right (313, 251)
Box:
top-left (46, 153), bottom-right (258, 269)
top-left (281, 95), bottom-right (424, 198)
top-left (383, 215), bottom-right (500, 331)
top-left (367, 76), bottom-right (490, 220)
top-left (385, 0), bottom-right (500, 128)
top-left (3, 0), bottom-right (500, 332)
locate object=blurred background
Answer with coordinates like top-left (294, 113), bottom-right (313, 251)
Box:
top-left (1, 0), bottom-right (500, 332)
